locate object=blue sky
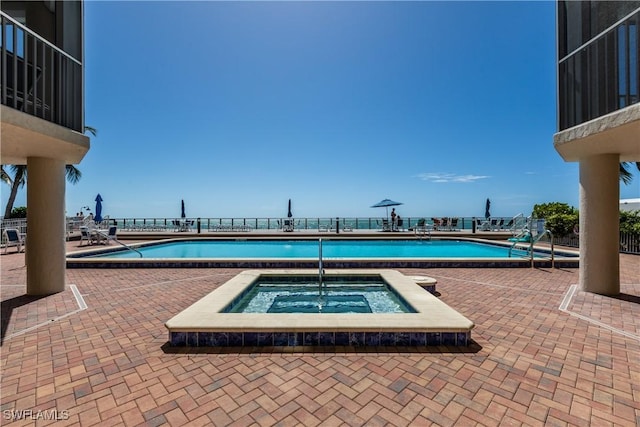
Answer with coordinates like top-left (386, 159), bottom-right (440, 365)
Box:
top-left (4, 1), bottom-right (639, 219)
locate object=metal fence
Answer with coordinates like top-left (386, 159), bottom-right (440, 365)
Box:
top-left (2, 217), bottom-right (639, 254)
top-left (94, 216), bottom-right (503, 233)
top-left (537, 233), bottom-right (640, 255)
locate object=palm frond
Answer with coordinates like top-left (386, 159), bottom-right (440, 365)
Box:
top-left (65, 165), bottom-right (82, 184)
top-left (84, 126), bottom-right (97, 137)
top-left (9, 165), bottom-right (27, 187)
top-left (0, 166), bottom-right (12, 185)
top-left (620, 162), bottom-right (638, 185)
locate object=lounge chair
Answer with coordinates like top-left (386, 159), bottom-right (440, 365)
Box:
top-left (379, 219), bottom-right (391, 231)
top-left (396, 218), bottom-right (405, 231)
top-left (3, 228), bottom-right (24, 254)
top-left (318, 220), bottom-right (330, 232)
top-left (475, 218), bottom-right (490, 231)
top-left (414, 219), bottom-right (432, 237)
top-left (282, 219), bottom-right (294, 232)
top-left (501, 219), bottom-right (514, 232)
top-left (508, 229), bottom-right (532, 243)
top-left (79, 226), bottom-right (98, 246)
top-left (449, 218), bottom-right (459, 231)
top-left (99, 226), bottom-right (118, 245)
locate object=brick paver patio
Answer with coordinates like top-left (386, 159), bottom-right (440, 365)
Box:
top-left (1, 240), bottom-right (638, 426)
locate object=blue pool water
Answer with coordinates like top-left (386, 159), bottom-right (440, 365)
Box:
top-left (225, 276), bottom-right (415, 314)
top-left (85, 239), bottom-right (555, 259)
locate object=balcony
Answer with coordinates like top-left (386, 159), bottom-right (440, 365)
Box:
top-left (1, 11), bottom-right (82, 133)
top-left (558, 9), bottom-right (639, 131)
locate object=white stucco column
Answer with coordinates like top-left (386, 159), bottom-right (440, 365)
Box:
top-left (26, 157), bottom-right (66, 295)
top-left (579, 154), bottom-right (620, 295)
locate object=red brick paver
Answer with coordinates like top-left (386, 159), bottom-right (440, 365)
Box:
top-left (1, 241), bottom-right (638, 426)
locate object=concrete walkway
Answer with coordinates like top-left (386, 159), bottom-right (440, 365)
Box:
top-left (1, 240), bottom-right (638, 426)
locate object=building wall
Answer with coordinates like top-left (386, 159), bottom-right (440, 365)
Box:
top-left (555, 1), bottom-right (640, 295)
top-left (1, 1), bottom-right (89, 295)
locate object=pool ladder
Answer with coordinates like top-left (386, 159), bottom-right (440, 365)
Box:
top-left (508, 229), bottom-right (554, 268)
top-left (113, 237), bottom-right (143, 258)
top-left (318, 238), bottom-right (326, 310)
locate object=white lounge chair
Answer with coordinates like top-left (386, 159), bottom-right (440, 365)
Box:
top-left (282, 219), bottom-right (294, 232)
top-left (3, 228), bottom-right (24, 253)
top-left (100, 226), bottom-right (118, 244)
top-left (79, 226), bottom-right (97, 246)
top-left (414, 219), bottom-right (432, 238)
top-left (379, 219), bottom-right (391, 231)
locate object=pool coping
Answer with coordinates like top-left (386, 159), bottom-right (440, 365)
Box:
top-left (165, 269), bottom-right (474, 333)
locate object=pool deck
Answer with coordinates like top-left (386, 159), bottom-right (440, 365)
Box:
top-left (1, 239), bottom-right (638, 425)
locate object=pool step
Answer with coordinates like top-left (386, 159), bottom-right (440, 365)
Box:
top-left (268, 294), bottom-right (372, 313)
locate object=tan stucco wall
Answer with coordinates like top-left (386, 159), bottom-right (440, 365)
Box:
top-left (26, 157), bottom-right (66, 295)
top-left (1, 105), bottom-right (89, 165)
top-left (579, 155), bottom-right (621, 295)
top-left (554, 103), bottom-right (640, 162)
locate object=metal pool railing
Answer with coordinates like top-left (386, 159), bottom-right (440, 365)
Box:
top-left (105, 216), bottom-right (515, 233)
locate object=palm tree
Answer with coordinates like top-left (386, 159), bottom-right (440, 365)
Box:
top-left (2, 165), bottom-right (26, 218)
top-left (620, 162), bottom-right (640, 185)
top-left (2, 164), bottom-right (83, 218)
top-left (0, 166), bottom-right (10, 186)
top-left (2, 126), bottom-right (96, 218)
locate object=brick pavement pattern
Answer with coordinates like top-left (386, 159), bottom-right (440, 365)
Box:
top-left (1, 242), bottom-right (639, 426)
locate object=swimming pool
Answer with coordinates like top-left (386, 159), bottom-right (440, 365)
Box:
top-left (67, 238), bottom-right (579, 268)
top-left (225, 275), bottom-right (416, 314)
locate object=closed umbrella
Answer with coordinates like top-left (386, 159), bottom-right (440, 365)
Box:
top-left (371, 198), bottom-right (403, 220)
top-left (181, 200), bottom-right (186, 219)
top-left (287, 199), bottom-right (292, 218)
top-left (94, 194), bottom-right (103, 222)
top-left (485, 198), bottom-right (491, 219)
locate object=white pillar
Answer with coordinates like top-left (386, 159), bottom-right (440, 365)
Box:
top-left (26, 157), bottom-right (66, 295)
top-left (579, 154), bottom-right (620, 295)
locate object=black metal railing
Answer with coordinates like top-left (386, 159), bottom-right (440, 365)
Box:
top-left (86, 216), bottom-right (518, 233)
top-left (558, 9), bottom-right (640, 130)
top-left (0, 11), bottom-right (83, 132)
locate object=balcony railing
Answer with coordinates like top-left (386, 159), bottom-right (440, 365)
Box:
top-left (558, 9), bottom-right (640, 130)
top-left (0, 11), bottom-right (83, 132)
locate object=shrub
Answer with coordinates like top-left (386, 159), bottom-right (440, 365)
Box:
top-left (8, 206), bottom-right (26, 219)
top-left (620, 210), bottom-right (640, 235)
top-left (544, 213), bottom-right (579, 237)
top-left (532, 202), bottom-right (578, 237)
